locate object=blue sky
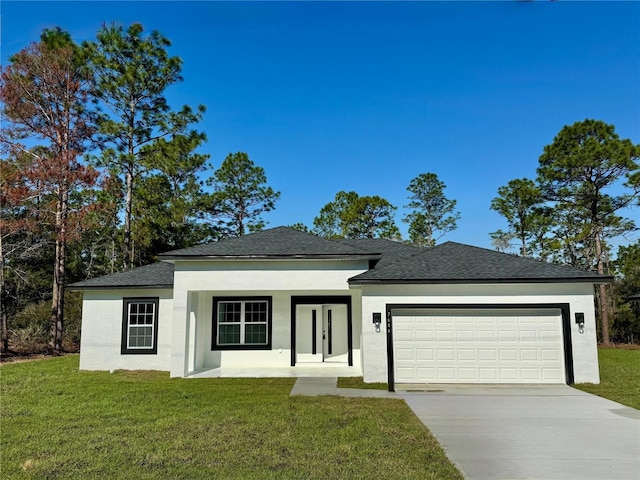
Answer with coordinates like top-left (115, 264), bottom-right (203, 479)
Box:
top-left (2, 1), bottom-right (639, 249)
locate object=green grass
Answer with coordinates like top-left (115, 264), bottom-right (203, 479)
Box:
top-left (337, 376), bottom-right (388, 390)
top-left (574, 347), bottom-right (640, 410)
top-left (1, 356), bottom-right (463, 479)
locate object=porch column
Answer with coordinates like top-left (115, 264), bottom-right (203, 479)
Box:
top-left (187, 292), bottom-right (199, 374)
top-left (170, 287), bottom-right (193, 378)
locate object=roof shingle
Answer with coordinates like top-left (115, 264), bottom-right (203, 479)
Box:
top-left (68, 262), bottom-right (174, 290)
top-left (158, 226), bottom-right (375, 258)
top-left (69, 230), bottom-right (611, 290)
top-left (348, 241), bottom-right (611, 284)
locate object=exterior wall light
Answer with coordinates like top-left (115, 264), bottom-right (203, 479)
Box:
top-left (575, 312), bottom-right (585, 334)
top-left (372, 312), bottom-right (382, 333)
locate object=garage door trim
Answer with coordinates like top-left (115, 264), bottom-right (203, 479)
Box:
top-left (385, 303), bottom-right (573, 391)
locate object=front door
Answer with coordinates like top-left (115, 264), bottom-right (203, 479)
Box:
top-left (295, 304), bottom-right (323, 363)
top-left (322, 304), bottom-right (348, 363)
top-left (293, 298), bottom-right (352, 366)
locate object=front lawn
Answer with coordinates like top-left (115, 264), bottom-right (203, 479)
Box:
top-left (1, 356), bottom-right (463, 479)
top-left (574, 347), bottom-right (640, 410)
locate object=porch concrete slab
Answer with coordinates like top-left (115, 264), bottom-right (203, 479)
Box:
top-left (399, 386), bottom-right (640, 480)
top-left (187, 365), bottom-right (361, 379)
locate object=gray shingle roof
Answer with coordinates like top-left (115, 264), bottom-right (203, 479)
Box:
top-left (337, 238), bottom-right (425, 267)
top-left (68, 262), bottom-right (174, 290)
top-left (69, 231), bottom-right (612, 290)
top-left (158, 226), bottom-right (376, 259)
top-left (348, 241), bottom-right (612, 284)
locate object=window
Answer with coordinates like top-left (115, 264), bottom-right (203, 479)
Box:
top-left (212, 297), bottom-right (272, 350)
top-left (121, 298), bottom-right (159, 354)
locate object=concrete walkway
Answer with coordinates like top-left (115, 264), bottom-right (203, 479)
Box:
top-left (290, 376), bottom-right (397, 398)
top-left (291, 379), bottom-right (640, 480)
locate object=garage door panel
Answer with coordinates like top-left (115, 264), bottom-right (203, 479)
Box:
top-left (416, 348), bottom-right (434, 361)
top-left (416, 367), bottom-right (435, 382)
top-left (394, 329), bottom-right (414, 342)
top-left (541, 349), bottom-right (559, 361)
top-left (500, 368), bottom-right (518, 381)
top-left (542, 368), bottom-right (562, 381)
top-left (392, 308), bottom-right (565, 384)
top-left (396, 367), bottom-right (415, 382)
top-left (540, 330), bottom-right (560, 342)
top-left (477, 316), bottom-right (496, 325)
top-left (456, 330), bottom-right (475, 342)
top-left (458, 367), bottom-right (476, 380)
top-left (498, 330), bottom-right (517, 342)
top-left (436, 330), bottom-right (454, 341)
top-left (499, 349), bottom-right (517, 361)
top-left (395, 348), bottom-right (414, 361)
top-left (479, 369), bottom-right (498, 381)
top-left (458, 349), bottom-right (475, 361)
top-left (438, 367), bottom-right (456, 380)
top-left (437, 349), bottom-right (455, 361)
top-left (519, 330), bottom-right (538, 342)
top-left (415, 329), bottom-right (434, 341)
top-left (436, 316), bottom-right (454, 325)
top-left (478, 349), bottom-right (497, 361)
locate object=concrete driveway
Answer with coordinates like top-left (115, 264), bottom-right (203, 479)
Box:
top-left (399, 385), bottom-right (640, 480)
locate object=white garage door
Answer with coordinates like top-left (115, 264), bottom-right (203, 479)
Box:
top-left (392, 308), bottom-right (566, 384)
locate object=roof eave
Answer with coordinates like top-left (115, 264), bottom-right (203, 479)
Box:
top-left (348, 276), bottom-right (614, 285)
top-left (158, 254), bottom-right (380, 261)
top-left (67, 284), bottom-right (174, 291)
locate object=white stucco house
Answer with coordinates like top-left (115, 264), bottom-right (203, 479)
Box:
top-left (70, 227), bottom-right (610, 389)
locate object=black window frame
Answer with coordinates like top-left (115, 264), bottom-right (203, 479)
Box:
top-left (121, 297), bottom-right (160, 355)
top-left (212, 296), bottom-right (273, 351)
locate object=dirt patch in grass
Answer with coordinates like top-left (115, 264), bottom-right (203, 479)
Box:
top-left (0, 351), bottom-right (78, 365)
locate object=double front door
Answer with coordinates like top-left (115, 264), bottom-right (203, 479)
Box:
top-left (295, 304), bottom-right (348, 364)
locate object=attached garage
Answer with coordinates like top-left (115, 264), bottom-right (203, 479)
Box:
top-left (389, 305), bottom-right (571, 385)
top-left (351, 241), bottom-right (608, 388)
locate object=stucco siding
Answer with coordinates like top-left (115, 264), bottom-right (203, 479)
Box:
top-left (173, 259), bottom-right (369, 291)
top-left (79, 289), bottom-right (174, 371)
top-left (360, 283), bottom-right (600, 384)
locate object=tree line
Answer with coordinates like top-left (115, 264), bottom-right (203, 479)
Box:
top-left (1, 24), bottom-right (638, 353)
top-left (489, 119), bottom-right (639, 345)
top-left (0, 25), bottom-right (278, 352)
top-left (0, 24), bottom-right (459, 353)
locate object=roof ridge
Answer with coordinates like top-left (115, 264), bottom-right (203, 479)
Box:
top-left (158, 226), bottom-right (377, 258)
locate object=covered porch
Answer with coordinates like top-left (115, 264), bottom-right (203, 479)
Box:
top-left (172, 289), bottom-right (363, 378)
